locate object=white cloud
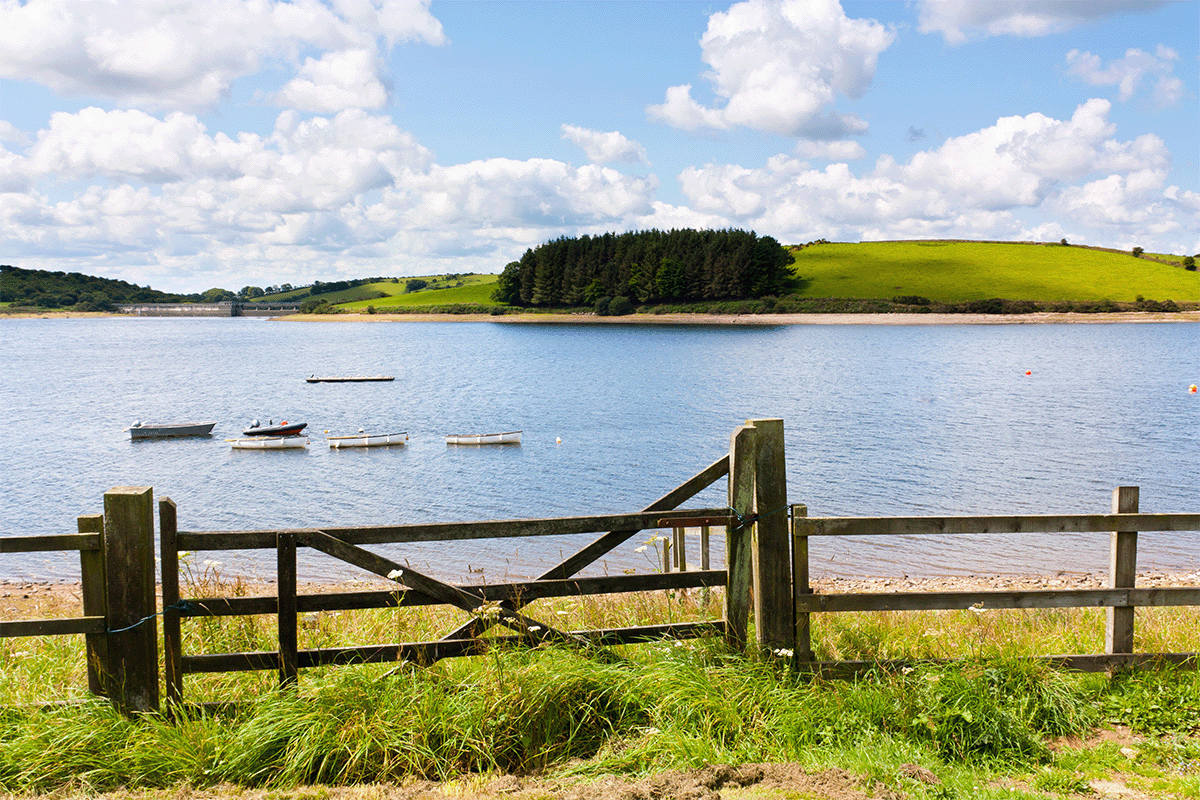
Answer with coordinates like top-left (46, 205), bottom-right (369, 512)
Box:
top-left (1066, 46), bottom-right (1185, 107)
top-left (0, 0), bottom-right (445, 111)
top-left (669, 99), bottom-right (1182, 251)
top-left (560, 125), bottom-right (649, 165)
top-left (276, 49), bottom-right (389, 112)
top-left (647, 0), bottom-right (892, 140)
top-left (916, 1), bottom-right (1168, 45)
top-left (2, 105), bottom-right (660, 290)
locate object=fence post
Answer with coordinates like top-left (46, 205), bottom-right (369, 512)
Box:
top-left (278, 532), bottom-right (299, 688)
top-left (791, 505), bottom-right (813, 663)
top-left (726, 423), bottom-right (756, 652)
top-left (1106, 486), bottom-right (1139, 656)
top-left (159, 497), bottom-right (183, 709)
top-left (102, 487), bottom-right (159, 714)
top-left (77, 513), bottom-right (108, 697)
top-left (748, 418), bottom-right (793, 658)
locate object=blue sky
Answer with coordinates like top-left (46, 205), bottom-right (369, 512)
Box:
top-left (1, 0), bottom-right (1196, 294)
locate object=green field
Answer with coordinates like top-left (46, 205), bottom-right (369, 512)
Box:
top-left (341, 275), bottom-right (500, 310)
top-left (791, 241), bottom-right (1199, 303)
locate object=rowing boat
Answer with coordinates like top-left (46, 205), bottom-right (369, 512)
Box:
top-left (327, 431), bottom-right (409, 448)
top-left (445, 430), bottom-right (522, 445)
top-left (228, 436), bottom-right (310, 450)
top-left (127, 421), bottom-right (216, 439)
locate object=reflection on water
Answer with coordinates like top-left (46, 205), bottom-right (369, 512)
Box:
top-left (1, 317), bottom-right (1197, 583)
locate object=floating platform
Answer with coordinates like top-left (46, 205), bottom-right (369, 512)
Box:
top-left (306, 375), bottom-right (395, 383)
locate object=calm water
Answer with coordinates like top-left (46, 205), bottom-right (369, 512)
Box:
top-left (1, 317), bottom-right (1197, 584)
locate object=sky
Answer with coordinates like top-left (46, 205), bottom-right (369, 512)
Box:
top-left (1, 0), bottom-right (1197, 295)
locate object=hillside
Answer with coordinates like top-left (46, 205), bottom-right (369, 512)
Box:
top-left (790, 241), bottom-right (1199, 304)
top-left (0, 264), bottom-right (184, 309)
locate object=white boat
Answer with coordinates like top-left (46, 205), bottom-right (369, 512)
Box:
top-left (128, 421), bottom-right (216, 439)
top-left (228, 436), bottom-right (310, 450)
top-left (445, 430), bottom-right (522, 445)
top-left (327, 431), bottom-right (408, 448)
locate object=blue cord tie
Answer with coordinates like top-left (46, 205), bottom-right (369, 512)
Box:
top-left (106, 600), bottom-right (198, 633)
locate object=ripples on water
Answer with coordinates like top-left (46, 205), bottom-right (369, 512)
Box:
top-left (1, 317), bottom-right (1196, 583)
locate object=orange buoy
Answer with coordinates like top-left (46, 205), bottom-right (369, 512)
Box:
top-left (1025, 370), bottom-right (1032, 376)
top-left (1190, 384), bottom-right (1198, 394)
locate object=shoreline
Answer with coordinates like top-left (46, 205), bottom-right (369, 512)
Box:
top-left (4, 309), bottom-right (1199, 325)
top-left (278, 310), bottom-right (1200, 325)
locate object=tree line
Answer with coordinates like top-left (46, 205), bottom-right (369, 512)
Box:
top-left (492, 229), bottom-right (794, 307)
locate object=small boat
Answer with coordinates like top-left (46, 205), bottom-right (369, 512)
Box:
top-left (306, 375), bottom-right (395, 383)
top-left (327, 431), bottom-right (409, 448)
top-left (243, 419), bottom-right (307, 436)
top-left (127, 421), bottom-right (216, 439)
top-left (228, 436), bottom-right (309, 450)
top-left (445, 430), bottom-right (522, 445)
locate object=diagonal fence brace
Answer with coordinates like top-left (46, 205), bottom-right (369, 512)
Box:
top-left (441, 454), bottom-right (732, 642)
top-left (301, 530), bottom-right (584, 648)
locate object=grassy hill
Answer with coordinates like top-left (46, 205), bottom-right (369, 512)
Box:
top-left (790, 241), bottom-right (1199, 303)
top-left (339, 275), bottom-right (499, 310)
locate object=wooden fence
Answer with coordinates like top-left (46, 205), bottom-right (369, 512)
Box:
top-left (1, 419), bottom-right (792, 713)
top-left (4, 419), bottom-right (1198, 715)
top-left (792, 486), bottom-right (1200, 675)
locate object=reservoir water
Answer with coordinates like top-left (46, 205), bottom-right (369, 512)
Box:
top-left (1, 317), bottom-right (1197, 585)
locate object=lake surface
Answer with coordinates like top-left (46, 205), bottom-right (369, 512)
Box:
top-left (1, 316), bottom-right (1197, 585)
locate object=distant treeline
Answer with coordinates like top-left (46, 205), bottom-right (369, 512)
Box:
top-left (0, 265), bottom-right (184, 310)
top-left (492, 229), bottom-right (794, 307)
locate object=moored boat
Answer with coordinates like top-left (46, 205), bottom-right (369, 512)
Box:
top-left (228, 436), bottom-right (309, 450)
top-left (445, 430), bottom-right (522, 445)
top-left (127, 421), bottom-right (216, 439)
top-left (327, 431), bottom-right (409, 448)
top-left (306, 375), bottom-right (395, 383)
top-left (243, 419), bottom-right (307, 436)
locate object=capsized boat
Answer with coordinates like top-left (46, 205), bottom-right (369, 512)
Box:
top-left (243, 419), bottom-right (307, 436)
top-left (327, 431), bottom-right (409, 448)
top-left (228, 436), bottom-right (309, 450)
top-left (445, 430), bottom-right (522, 445)
top-left (307, 375), bottom-right (395, 383)
top-left (127, 421), bottom-right (216, 439)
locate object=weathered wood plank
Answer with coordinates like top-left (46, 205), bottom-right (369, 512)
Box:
top-left (792, 504), bottom-right (812, 661)
top-left (438, 456), bottom-right (731, 642)
top-left (750, 418), bottom-right (792, 658)
top-left (300, 531), bottom-right (578, 646)
top-left (176, 571), bottom-right (727, 617)
top-left (175, 507), bottom-right (731, 551)
top-left (1, 533), bottom-right (100, 553)
top-left (159, 499), bottom-right (183, 707)
top-left (1107, 487), bottom-right (1139, 655)
top-left (182, 651), bottom-right (279, 673)
top-left (794, 513), bottom-right (1199, 537)
top-left (103, 487), bottom-right (159, 714)
top-left (277, 532), bottom-right (298, 688)
top-left (78, 513), bottom-right (107, 697)
top-left (725, 424), bottom-right (755, 652)
top-left (793, 587), bottom-right (1200, 613)
top-left (0, 617), bottom-right (106, 637)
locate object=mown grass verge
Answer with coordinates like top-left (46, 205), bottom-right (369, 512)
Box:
top-left (2, 574), bottom-right (1198, 796)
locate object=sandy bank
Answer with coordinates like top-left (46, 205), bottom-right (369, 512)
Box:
top-left (279, 310), bottom-right (1200, 325)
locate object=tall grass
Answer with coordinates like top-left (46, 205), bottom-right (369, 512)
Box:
top-left (2, 586), bottom-right (1198, 793)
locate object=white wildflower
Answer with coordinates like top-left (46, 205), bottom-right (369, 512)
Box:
top-left (387, 568), bottom-right (404, 580)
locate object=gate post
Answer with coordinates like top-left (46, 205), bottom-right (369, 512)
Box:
top-left (1106, 486), bottom-right (1139, 656)
top-left (77, 513), bottom-right (108, 697)
top-left (748, 418), bottom-right (793, 658)
top-left (102, 487), bottom-right (159, 714)
top-left (726, 424), bottom-right (756, 652)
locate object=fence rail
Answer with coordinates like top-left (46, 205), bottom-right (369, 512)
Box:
top-left (5, 423), bottom-right (1199, 716)
top-left (791, 487), bottom-right (1200, 675)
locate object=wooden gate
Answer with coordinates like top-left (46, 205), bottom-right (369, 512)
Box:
top-left (160, 419), bottom-right (793, 706)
